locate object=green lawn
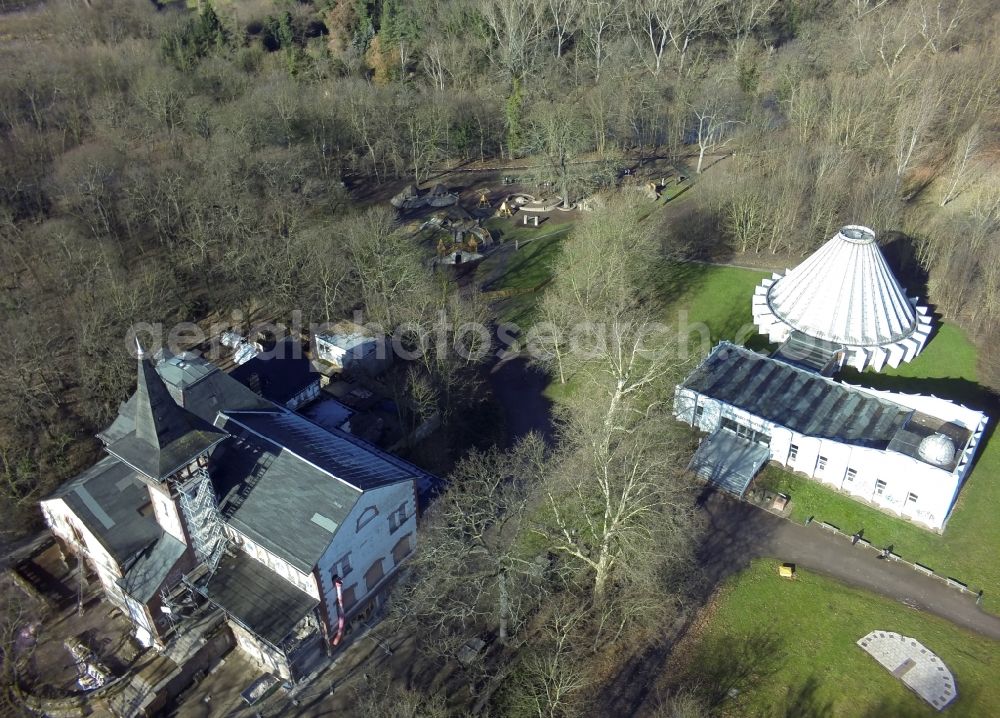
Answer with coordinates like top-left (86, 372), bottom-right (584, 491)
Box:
top-left (478, 223), bottom-right (570, 325)
top-left (650, 263), bottom-right (770, 355)
top-left (678, 560), bottom-right (999, 717)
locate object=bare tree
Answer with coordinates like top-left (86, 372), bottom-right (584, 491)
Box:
top-left (689, 82), bottom-right (743, 173)
top-left (527, 98), bottom-right (592, 209)
top-left (508, 606), bottom-right (589, 718)
top-left (478, 0), bottom-right (545, 81)
top-left (391, 436), bottom-right (549, 652)
top-left (940, 122), bottom-right (981, 206)
top-left (721, 0), bottom-right (777, 60)
top-left (917, 0), bottom-right (966, 54)
top-left (580, 0), bottom-right (623, 81)
top-left (547, 0), bottom-right (583, 59)
top-left (893, 81), bottom-right (941, 193)
top-left (626, 0), bottom-right (719, 77)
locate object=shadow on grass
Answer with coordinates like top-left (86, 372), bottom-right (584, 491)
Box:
top-left (596, 488), bottom-right (785, 716)
top-left (779, 675), bottom-right (834, 718)
top-left (688, 629), bottom-right (785, 709)
top-left (648, 260), bottom-right (714, 306)
top-left (855, 691), bottom-right (968, 718)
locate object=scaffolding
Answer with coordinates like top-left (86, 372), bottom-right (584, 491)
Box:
top-left (175, 468), bottom-right (227, 573)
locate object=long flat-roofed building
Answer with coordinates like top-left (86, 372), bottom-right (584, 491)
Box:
top-left (675, 342), bottom-right (987, 531)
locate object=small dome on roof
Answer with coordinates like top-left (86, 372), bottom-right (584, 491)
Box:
top-left (918, 433), bottom-right (956, 466)
top-left (839, 225), bottom-right (876, 244)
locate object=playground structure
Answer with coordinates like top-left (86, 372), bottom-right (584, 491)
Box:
top-left (423, 211), bottom-right (496, 265)
top-left (493, 193), bottom-right (567, 217)
top-left (391, 182), bottom-right (459, 210)
top-left (476, 187), bottom-right (492, 209)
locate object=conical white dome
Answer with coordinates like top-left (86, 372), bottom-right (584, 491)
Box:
top-left (769, 226), bottom-right (915, 345)
top-left (752, 225), bottom-right (932, 372)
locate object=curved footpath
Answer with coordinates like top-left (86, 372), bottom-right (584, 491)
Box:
top-left (697, 490), bottom-right (1000, 640)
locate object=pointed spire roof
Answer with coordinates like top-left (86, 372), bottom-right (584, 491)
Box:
top-left (752, 225), bottom-right (932, 372)
top-left (767, 226), bottom-right (917, 346)
top-left (105, 343), bottom-right (226, 481)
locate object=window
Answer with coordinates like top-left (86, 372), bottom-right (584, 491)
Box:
top-left (817, 456), bottom-right (828, 471)
top-left (694, 404), bottom-right (704, 422)
top-left (846, 468), bottom-right (857, 482)
top-left (341, 584), bottom-right (356, 611)
top-left (389, 502), bottom-right (408, 533)
top-left (875, 479), bottom-right (887, 496)
top-left (721, 417), bottom-right (771, 446)
top-left (788, 444), bottom-right (799, 461)
top-left (365, 559), bottom-right (384, 591)
top-left (392, 534), bottom-right (412, 564)
top-left (356, 506), bottom-right (379, 532)
top-left (906, 492), bottom-right (918, 504)
top-left (332, 552), bottom-right (352, 579)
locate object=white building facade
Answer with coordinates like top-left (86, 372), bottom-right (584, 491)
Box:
top-left (675, 343), bottom-right (987, 531)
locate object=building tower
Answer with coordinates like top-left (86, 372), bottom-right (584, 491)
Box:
top-left (102, 343), bottom-right (229, 571)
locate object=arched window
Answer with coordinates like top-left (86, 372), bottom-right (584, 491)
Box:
top-left (356, 506), bottom-right (379, 532)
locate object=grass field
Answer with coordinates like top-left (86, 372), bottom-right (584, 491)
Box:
top-left (478, 222), bottom-right (570, 325)
top-left (675, 560), bottom-right (999, 717)
top-left (649, 262), bottom-right (771, 356)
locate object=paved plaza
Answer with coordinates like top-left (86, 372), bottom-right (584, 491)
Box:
top-left (857, 631), bottom-right (956, 711)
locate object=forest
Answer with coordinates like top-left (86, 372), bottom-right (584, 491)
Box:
top-left (1, 0), bottom-right (998, 713)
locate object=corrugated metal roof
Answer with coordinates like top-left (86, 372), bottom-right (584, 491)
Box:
top-left (689, 430), bottom-right (770, 496)
top-left (683, 343), bottom-right (911, 446)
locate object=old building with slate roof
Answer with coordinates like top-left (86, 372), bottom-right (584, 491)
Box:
top-left (42, 344), bottom-right (432, 680)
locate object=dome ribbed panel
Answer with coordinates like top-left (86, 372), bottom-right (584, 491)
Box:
top-left (766, 228), bottom-right (917, 347)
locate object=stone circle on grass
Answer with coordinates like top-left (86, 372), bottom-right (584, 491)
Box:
top-left (857, 631), bottom-right (956, 711)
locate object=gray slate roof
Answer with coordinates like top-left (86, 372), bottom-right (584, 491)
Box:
top-left (105, 356), bottom-right (226, 480)
top-left (683, 342), bottom-right (911, 447)
top-left (230, 338), bottom-right (319, 406)
top-left (119, 533), bottom-right (187, 602)
top-left (226, 411), bottom-right (417, 490)
top-left (214, 413), bottom-right (362, 573)
top-left (212, 410), bottom-right (421, 573)
top-left (99, 353), bottom-right (275, 445)
top-left (202, 550), bottom-right (318, 647)
top-left (48, 456), bottom-right (160, 565)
